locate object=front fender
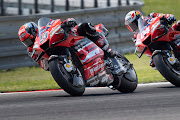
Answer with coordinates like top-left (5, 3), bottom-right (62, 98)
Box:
top-left (152, 50), bottom-right (167, 58)
top-left (48, 55), bottom-right (65, 63)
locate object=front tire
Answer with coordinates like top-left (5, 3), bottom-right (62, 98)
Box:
top-left (49, 58), bottom-right (85, 96)
top-left (153, 53), bottom-right (180, 87)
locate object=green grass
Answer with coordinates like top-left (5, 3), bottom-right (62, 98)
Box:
top-left (125, 54), bottom-right (165, 83)
top-left (142, 0), bottom-right (180, 20)
top-left (0, 67), bottom-right (59, 92)
top-left (0, 54), bottom-right (165, 92)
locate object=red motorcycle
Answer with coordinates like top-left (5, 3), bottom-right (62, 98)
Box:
top-left (31, 17), bottom-right (138, 96)
top-left (135, 16), bottom-right (180, 86)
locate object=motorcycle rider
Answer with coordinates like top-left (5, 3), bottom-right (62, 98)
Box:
top-left (18, 18), bottom-right (120, 61)
top-left (124, 10), bottom-right (180, 67)
top-left (125, 10), bottom-right (180, 42)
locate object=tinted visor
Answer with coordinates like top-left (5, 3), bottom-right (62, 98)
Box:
top-left (128, 19), bottom-right (138, 32)
top-left (22, 37), bottom-right (34, 47)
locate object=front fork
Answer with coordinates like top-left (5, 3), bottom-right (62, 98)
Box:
top-left (152, 50), bottom-right (176, 65)
top-left (48, 48), bottom-right (75, 73)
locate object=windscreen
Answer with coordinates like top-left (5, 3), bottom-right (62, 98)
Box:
top-left (138, 17), bottom-right (149, 32)
top-left (38, 17), bottom-right (54, 35)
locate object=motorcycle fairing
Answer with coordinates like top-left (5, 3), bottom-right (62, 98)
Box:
top-left (136, 16), bottom-right (180, 58)
top-left (86, 70), bottom-right (113, 87)
top-left (74, 38), bottom-right (105, 80)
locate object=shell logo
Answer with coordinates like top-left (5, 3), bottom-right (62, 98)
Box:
top-left (169, 58), bottom-right (174, 61)
top-left (66, 64), bottom-right (71, 68)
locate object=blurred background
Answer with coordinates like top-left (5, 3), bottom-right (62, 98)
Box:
top-left (0, 0), bottom-right (142, 16)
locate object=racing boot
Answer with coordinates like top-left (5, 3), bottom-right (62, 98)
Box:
top-left (94, 34), bottom-right (120, 58)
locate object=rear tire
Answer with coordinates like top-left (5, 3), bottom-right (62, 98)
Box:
top-left (49, 58), bottom-right (85, 96)
top-left (153, 53), bottom-right (180, 87)
top-left (113, 54), bottom-right (138, 93)
top-left (117, 67), bottom-right (138, 93)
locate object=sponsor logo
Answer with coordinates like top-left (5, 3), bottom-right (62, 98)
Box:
top-left (40, 32), bottom-right (48, 43)
top-left (18, 28), bottom-right (25, 35)
top-left (101, 75), bottom-right (108, 83)
top-left (115, 68), bottom-right (122, 74)
top-left (114, 65), bottom-right (119, 69)
top-left (97, 39), bottom-right (104, 47)
top-left (20, 33), bottom-right (26, 38)
top-left (90, 63), bottom-right (104, 74)
top-left (48, 20), bottom-right (55, 26)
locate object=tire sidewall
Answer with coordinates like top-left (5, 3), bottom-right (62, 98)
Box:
top-left (153, 53), bottom-right (180, 87)
top-left (49, 58), bottom-right (85, 96)
top-left (113, 55), bottom-right (138, 93)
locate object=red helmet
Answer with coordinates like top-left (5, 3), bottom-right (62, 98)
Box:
top-left (18, 22), bottom-right (38, 47)
top-left (125, 10), bottom-right (142, 33)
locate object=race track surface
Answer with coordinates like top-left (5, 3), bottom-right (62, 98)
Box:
top-left (0, 82), bottom-right (180, 120)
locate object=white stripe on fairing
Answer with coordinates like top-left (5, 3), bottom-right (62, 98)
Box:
top-left (80, 48), bottom-right (100, 63)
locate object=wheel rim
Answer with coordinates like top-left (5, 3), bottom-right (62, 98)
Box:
top-left (163, 56), bottom-right (180, 75)
top-left (58, 62), bottom-right (84, 88)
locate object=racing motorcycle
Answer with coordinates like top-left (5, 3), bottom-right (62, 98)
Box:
top-left (135, 16), bottom-right (180, 86)
top-left (31, 17), bottom-right (138, 96)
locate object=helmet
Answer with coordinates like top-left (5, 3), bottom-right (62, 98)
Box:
top-left (18, 22), bottom-right (38, 47)
top-left (125, 10), bottom-right (142, 33)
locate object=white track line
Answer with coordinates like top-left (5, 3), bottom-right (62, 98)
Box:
top-left (0, 82), bottom-right (171, 94)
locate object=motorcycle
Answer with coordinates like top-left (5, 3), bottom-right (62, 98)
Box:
top-left (31, 17), bottom-right (138, 96)
top-left (135, 16), bottom-right (180, 86)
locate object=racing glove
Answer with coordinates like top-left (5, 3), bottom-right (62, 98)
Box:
top-left (61, 18), bottom-right (77, 30)
top-left (165, 14), bottom-right (176, 25)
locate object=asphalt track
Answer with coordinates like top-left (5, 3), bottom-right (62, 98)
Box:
top-left (1, 82), bottom-right (180, 120)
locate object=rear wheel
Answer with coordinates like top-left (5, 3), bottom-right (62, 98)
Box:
top-left (113, 54), bottom-right (138, 93)
top-left (117, 67), bottom-right (138, 93)
top-left (49, 58), bottom-right (85, 96)
top-left (153, 53), bottom-right (180, 87)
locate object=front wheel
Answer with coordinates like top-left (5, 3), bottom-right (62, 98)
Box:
top-left (153, 53), bottom-right (180, 87)
top-left (49, 58), bottom-right (85, 96)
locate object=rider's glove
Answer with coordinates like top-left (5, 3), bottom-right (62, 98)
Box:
top-left (165, 14), bottom-right (176, 25)
top-left (66, 18), bottom-right (77, 27)
top-left (62, 18), bottom-right (77, 28)
top-left (77, 23), bottom-right (97, 36)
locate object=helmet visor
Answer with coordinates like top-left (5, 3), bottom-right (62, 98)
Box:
top-left (127, 19), bottom-right (138, 33)
top-left (22, 37), bottom-right (34, 47)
